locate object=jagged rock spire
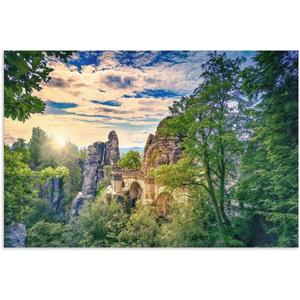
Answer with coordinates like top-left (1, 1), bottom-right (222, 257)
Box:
top-left (70, 131), bottom-right (120, 217)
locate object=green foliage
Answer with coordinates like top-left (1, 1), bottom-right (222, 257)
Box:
top-left (103, 165), bottom-right (113, 188)
top-left (28, 221), bottom-right (70, 247)
top-left (117, 150), bottom-right (142, 170)
top-left (39, 166), bottom-right (69, 182)
top-left (78, 147), bottom-right (87, 160)
top-left (4, 51), bottom-right (72, 121)
top-left (118, 203), bottom-right (160, 247)
top-left (23, 198), bottom-right (56, 227)
top-left (150, 157), bottom-right (205, 189)
top-left (28, 127), bottom-right (82, 204)
top-left (158, 193), bottom-right (211, 247)
top-left (157, 189), bottom-right (244, 247)
top-left (29, 127), bottom-right (48, 169)
top-left (4, 144), bottom-right (70, 227)
top-left (11, 138), bottom-right (30, 163)
top-left (236, 51), bottom-right (298, 247)
top-left (5, 127), bottom-right (83, 232)
top-left (163, 52), bottom-right (247, 228)
top-left (68, 195), bottom-right (128, 247)
top-left (58, 142), bottom-right (83, 206)
top-left (4, 146), bottom-right (37, 225)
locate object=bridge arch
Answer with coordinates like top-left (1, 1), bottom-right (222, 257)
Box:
top-left (129, 181), bottom-right (143, 207)
top-left (155, 192), bottom-right (172, 217)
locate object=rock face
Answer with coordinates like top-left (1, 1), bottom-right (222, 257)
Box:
top-left (5, 223), bottom-right (27, 247)
top-left (105, 130), bottom-right (120, 166)
top-left (40, 178), bottom-right (65, 216)
top-left (70, 131), bottom-right (120, 217)
top-left (82, 142), bottom-right (106, 196)
top-left (70, 192), bottom-right (94, 217)
top-left (142, 120), bottom-right (181, 175)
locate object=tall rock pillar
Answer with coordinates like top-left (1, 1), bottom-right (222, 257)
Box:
top-left (70, 131), bottom-right (120, 217)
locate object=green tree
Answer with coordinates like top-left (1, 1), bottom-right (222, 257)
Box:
top-left (4, 51), bottom-right (72, 121)
top-left (4, 146), bottom-right (37, 224)
top-left (117, 150), bottom-right (142, 170)
top-left (162, 52), bottom-right (247, 229)
top-left (157, 190), bottom-right (243, 247)
top-left (236, 51), bottom-right (298, 246)
top-left (68, 194), bottom-right (128, 247)
top-left (150, 157), bottom-right (205, 189)
top-left (152, 158), bottom-right (244, 246)
top-left (57, 142), bottom-right (82, 204)
top-left (28, 127), bottom-right (48, 169)
top-left (27, 221), bottom-right (70, 247)
top-left (118, 203), bottom-right (160, 247)
top-left (11, 138), bottom-right (30, 163)
top-left (23, 198), bottom-right (55, 228)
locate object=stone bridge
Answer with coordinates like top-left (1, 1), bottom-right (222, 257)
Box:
top-left (70, 123), bottom-right (185, 218)
top-left (111, 168), bottom-right (186, 216)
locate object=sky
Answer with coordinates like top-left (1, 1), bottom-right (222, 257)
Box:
top-left (4, 51), bottom-right (255, 148)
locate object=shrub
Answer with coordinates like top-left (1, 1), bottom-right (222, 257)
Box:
top-left (68, 195), bottom-right (128, 247)
top-left (117, 151), bottom-right (141, 170)
top-left (118, 203), bottom-right (160, 247)
top-left (28, 221), bottom-right (70, 247)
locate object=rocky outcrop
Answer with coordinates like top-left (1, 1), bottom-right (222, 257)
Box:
top-left (70, 192), bottom-right (94, 217)
top-left (70, 131), bottom-right (120, 217)
top-left (142, 119), bottom-right (181, 175)
top-left (4, 223), bottom-right (27, 247)
top-left (40, 177), bottom-right (65, 216)
top-left (81, 142), bottom-right (106, 196)
top-left (104, 130), bottom-right (120, 166)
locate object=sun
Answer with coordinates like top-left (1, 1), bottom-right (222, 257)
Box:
top-left (54, 135), bottom-right (67, 146)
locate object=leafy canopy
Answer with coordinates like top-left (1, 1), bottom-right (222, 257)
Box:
top-left (117, 150), bottom-right (142, 170)
top-left (4, 51), bottom-right (72, 121)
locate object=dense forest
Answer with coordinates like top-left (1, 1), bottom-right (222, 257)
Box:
top-left (4, 51), bottom-right (298, 247)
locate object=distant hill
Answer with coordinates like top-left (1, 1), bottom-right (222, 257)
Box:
top-left (119, 146), bottom-right (144, 156)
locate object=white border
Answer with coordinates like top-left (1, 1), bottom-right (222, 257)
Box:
top-left (1, 1), bottom-right (299, 299)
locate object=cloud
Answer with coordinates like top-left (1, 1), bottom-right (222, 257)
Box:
top-left (102, 75), bottom-right (137, 89)
top-left (47, 77), bottom-right (68, 88)
top-left (90, 100), bottom-right (121, 107)
top-left (115, 51), bottom-right (190, 68)
top-left (6, 51), bottom-right (256, 148)
top-left (99, 108), bottom-right (130, 115)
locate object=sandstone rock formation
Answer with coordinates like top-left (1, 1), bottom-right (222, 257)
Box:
top-left (142, 119), bottom-right (181, 175)
top-left (104, 130), bottom-right (120, 166)
top-left (81, 142), bottom-right (106, 196)
top-left (70, 192), bottom-right (93, 217)
top-left (40, 177), bottom-right (65, 216)
top-left (70, 131), bottom-right (120, 217)
top-left (4, 223), bottom-right (27, 247)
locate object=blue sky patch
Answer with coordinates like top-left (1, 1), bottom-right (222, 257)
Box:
top-left (46, 101), bottom-right (78, 109)
top-left (116, 51), bottom-right (190, 68)
top-left (68, 51), bottom-right (103, 70)
top-left (123, 88), bottom-right (185, 99)
top-left (90, 100), bottom-right (122, 107)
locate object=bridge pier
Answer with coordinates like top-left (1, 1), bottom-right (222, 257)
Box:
top-left (112, 173), bottom-right (124, 193)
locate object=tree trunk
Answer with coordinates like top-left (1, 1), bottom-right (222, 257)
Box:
top-left (203, 147), bottom-right (224, 229)
top-left (219, 143), bottom-right (230, 225)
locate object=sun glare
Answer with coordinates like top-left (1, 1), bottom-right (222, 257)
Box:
top-left (54, 135), bottom-right (67, 147)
